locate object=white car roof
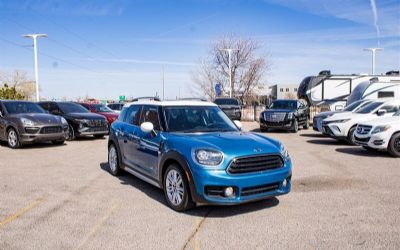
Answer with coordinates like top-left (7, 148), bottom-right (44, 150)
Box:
top-left (124, 100), bottom-right (217, 108)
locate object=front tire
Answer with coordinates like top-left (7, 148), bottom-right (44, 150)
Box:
top-left (291, 119), bottom-right (299, 133)
top-left (66, 125), bottom-right (75, 141)
top-left (260, 126), bottom-right (268, 132)
top-left (347, 127), bottom-right (356, 145)
top-left (303, 117), bottom-right (310, 129)
top-left (94, 134), bottom-right (105, 139)
top-left (108, 144), bottom-right (121, 176)
top-left (7, 128), bottom-right (21, 149)
top-left (52, 140), bottom-right (65, 145)
top-left (388, 133), bottom-right (400, 157)
top-left (163, 164), bottom-right (194, 212)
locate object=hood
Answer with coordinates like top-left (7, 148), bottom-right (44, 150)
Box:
top-left (358, 115), bottom-right (400, 127)
top-left (218, 105), bottom-right (240, 109)
top-left (263, 109), bottom-right (294, 113)
top-left (167, 131), bottom-right (281, 158)
top-left (99, 112), bottom-right (119, 118)
top-left (10, 113), bottom-right (62, 125)
top-left (324, 112), bottom-right (376, 123)
top-left (314, 111), bottom-right (352, 119)
top-left (64, 112), bottom-right (106, 120)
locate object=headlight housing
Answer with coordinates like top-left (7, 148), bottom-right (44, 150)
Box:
top-left (194, 149), bottom-right (223, 166)
top-left (280, 144), bottom-right (290, 160)
top-left (330, 119), bottom-right (350, 123)
top-left (287, 112), bottom-right (294, 119)
top-left (21, 118), bottom-right (34, 126)
top-left (60, 117), bottom-right (68, 125)
top-left (371, 125), bottom-right (391, 134)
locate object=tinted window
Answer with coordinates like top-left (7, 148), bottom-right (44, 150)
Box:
top-left (270, 100), bottom-right (297, 109)
top-left (164, 106), bottom-right (238, 133)
top-left (378, 91), bottom-right (395, 98)
top-left (49, 103), bottom-right (61, 113)
top-left (3, 102), bottom-right (46, 114)
top-left (58, 102), bottom-right (89, 114)
top-left (140, 106), bottom-right (161, 131)
top-left (380, 105), bottom-right (399, 113)
top-left (125, 105), bottom-right (141, 125)
top-left (118, 107), bottom-right (128, 121)
top-left (214, 98), bottom-right (239, 106)
top-left (356, 102), bottom-right (383, 114)
top-left (92, 104), bottom-right (113, 113)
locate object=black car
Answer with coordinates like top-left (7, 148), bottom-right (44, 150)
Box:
top-left (0, 100), bottom-right (68, 148)
top-left (39, 101), bottom-right (108, 140)
top-left (214, 98), bottom-right (241, 120)
top-left (259, 99), bottom-right (310, 133)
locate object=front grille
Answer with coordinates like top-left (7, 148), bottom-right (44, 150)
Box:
top-left (40, 126), bottom-right (62, 134)
top-left (356, 125), bottom-right (372, 135)
top-left (241, 182), bottom-right (279, 197)
top-left (322, 124), bottom-right (334, 136)
top-left (87, 119), bottom-right (107, 127)
top-left (265, 112), bottom-right (287, 122)
top-left (228, 154), bottom-right (284, 174)
top-left (354, 135), bottom-right (370, 143)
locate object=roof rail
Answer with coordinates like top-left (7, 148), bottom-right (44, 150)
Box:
top-left (131, 96), bottom-right (161, 102)
top-left (178, 97), bottom-right (207, 101)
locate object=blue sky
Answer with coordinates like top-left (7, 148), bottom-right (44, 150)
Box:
top-left (0, 0), bottom-right (399, 100)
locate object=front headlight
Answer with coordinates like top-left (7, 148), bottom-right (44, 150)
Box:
top-left (280, 144), bottom-right (290, 160)
top-left (287, 112), bottom-right (294, 119)
top-left (331, 119), bottom-right (350, 123)
top-left (194, 149), bottom-right (223, 166)
top-left (60, 117), bottom-right (68, 125)
top-left (21, 118), bottom-right (34, 126)
top-left (372, 125), bottom-right (391, 134)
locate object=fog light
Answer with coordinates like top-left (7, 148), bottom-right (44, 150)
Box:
top-left (224, 187), bottom-right (234, 197)
top-left (282, 179), bottom-right (288, 187)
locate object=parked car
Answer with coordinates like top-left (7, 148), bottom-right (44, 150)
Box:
top-left (0, 100), bottom-right (68, 148)
top-left (107, 103), bottom-right (124, 114)
top-left (77, 103), bottom-right (118, 126)
top-left (108, 99), bottom-right (292, 211)
top-left (354, 111), bottom-right (400, 157)
top-left (39, 101), bottom-right (108, 140)
top-left (322, 99), bottom-right (400, 144)
top-left (313, 99), bottom-right (373, 132)
top-left (214, 98), bottom-right (241, 120)
top-left (259, 99), bottom-right (310, 132)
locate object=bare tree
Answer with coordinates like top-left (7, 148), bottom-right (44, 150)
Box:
top-left (0, 70), bottom-right (36, 101)
top-left (191, 35), bottom-right (270, 102)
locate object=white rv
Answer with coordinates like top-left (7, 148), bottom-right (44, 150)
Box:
top-left (298, 70), bottom-right (400, 111)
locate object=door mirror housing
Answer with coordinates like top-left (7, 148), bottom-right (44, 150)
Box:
top-left (0, 111), bottom-right (3, 117)
top-left (140, 122), bottom-right (157, 136)
top-left (233, 120), bottom-right (242, 130)
top-left (377, 109), bottom-right (387, 116)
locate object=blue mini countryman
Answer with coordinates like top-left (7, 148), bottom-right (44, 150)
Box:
top-left (108, 98), bottom-right (292, 211)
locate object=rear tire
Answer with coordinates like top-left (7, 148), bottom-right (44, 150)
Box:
top-left (347, 127), bottom-right (357, 145)
top-left (52, 140), bottom-right (65, 145)
top-left (163, 164), bottom-right (194, 212)
top-left (388, 133), bottom-right (400, 157)
top-left (7, 128), bottom-right (21, 149)
top-left (291, 120), bottom-right (299, 133)
top-left (108, 144), bottom-right (121, 176)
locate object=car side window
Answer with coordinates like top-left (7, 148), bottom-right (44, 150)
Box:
top-left (49, 103), bottom-right (61, 114)
top-left (124, 105), bottom-right (141, 125)
top-left (140, 106), bottom-right (161, 131)
top-left (0, 102), bottom-right (4, 117)
top-left (380, 105), bottom-right (398, 113)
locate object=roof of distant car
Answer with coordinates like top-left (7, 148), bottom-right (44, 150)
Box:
top-left (124, 100), bottom-right (217, 108)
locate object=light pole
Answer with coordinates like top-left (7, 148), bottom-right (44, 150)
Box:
top-left (219, 48), bottom-right (238, 98)
top-left (363, 48), bottom-right (383, 75)
top-left (23, 34), bottom-right (47, 101)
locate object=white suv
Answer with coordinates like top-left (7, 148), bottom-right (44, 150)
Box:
top-left (322, 99), bottom-right (400, 144)
top-left (354, 112), bottom-right (400, 157)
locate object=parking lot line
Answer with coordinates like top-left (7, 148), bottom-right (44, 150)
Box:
top-left (0, 197), bottom-right (45, 229)
top-left (74, 202), bottom-right (120, 250)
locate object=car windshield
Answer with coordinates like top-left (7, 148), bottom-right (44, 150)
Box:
top-left (3, 102), bottom-right (46, 114)
top-left (164, 106), bottom-right (239, 133)
top-left (214, 98), bottom-right (239, 105)
top-left (109, 104), bottom-right (123, 110)
top-left (355, 102), bottom-right (383, 114)
top-left (92, 104), bottom-right (114, 113)
top-left (343, 100), bottom-right (371, 112)
top-left (270, 100), bottom-right (297, 110)
top-left (58, 102), bottom-right (89, 114)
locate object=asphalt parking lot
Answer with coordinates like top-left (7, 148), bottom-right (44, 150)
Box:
top-left (1, 122), bottom-right (399, 249)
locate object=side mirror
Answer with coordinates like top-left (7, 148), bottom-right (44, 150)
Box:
top-left (0, 111), bottom-right (3, 117)
top-left (234, 120), bottom-right (242, 130)
top-left (140, 122), bottom-right (157, 136)
top-left (265, 105), bottom-right (270, 109)
top-left (377, 109), bottom-right (387, 116)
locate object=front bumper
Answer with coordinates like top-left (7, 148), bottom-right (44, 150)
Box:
top-left (190, 160), bottom-right (292, 205)
top-left (354, 132), bottom-right (389, 150)
top-left (76, 126), bottom-right (109, 136)
top-left (260, 118), bottom-right (293, 130)
top-left (20, 125), bottom-right (68, 143)
top-left (322, 123), bottom-right (347, 139)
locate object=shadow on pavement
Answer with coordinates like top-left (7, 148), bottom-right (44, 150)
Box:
top-left (336, 147), bottom-right (392, 158)
top-left (300, 133), bottom-right (326, 138)
top-left (100, 162), bottom-right (280, 217)
top-left (306, 139), bottom-right (348, 146)
top-left (0, 140), bottom-right (67, 149)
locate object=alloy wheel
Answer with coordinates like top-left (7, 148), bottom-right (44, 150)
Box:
top-left (8, 130), bottom-right (18, 148)
top-left (108, 145), bottom-right (118, 172)
top-left (165, 169), bottom-right (184, 206)
top-left (394, 137), bottom-right (400, 153)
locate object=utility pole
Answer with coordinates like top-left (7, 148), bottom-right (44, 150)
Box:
top-left (162, 65), bottom-right (165, 100)
top-left (219, 48), bottom-right (238, 98)
top-left (363, 48), bottom-right (383, 75)
top-left (23, 34), bottom-right (47, 102)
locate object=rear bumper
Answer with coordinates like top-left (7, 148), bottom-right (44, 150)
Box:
top-left (190, 160), bottom-right (292, 205)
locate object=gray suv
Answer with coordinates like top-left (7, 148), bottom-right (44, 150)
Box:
top-left (0, 100), bottom-right (68, 148)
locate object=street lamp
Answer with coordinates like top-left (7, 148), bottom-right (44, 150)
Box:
top-left (219, 48), bottom-right (239, 98)
top-left (23, 34), bottom-right (47, 101)
top-left (363, 48), bottom-right (383, 75)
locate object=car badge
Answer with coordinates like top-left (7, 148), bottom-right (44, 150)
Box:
top-left (253, 148), bottom-right (263, 153)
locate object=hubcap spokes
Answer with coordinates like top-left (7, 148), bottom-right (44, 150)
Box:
top-left (166, 170), bottom-right (184, 206)
top-left (109, 147), bottom-right (117, 171)
top-left (8, 131), bottom-right (17, 147)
